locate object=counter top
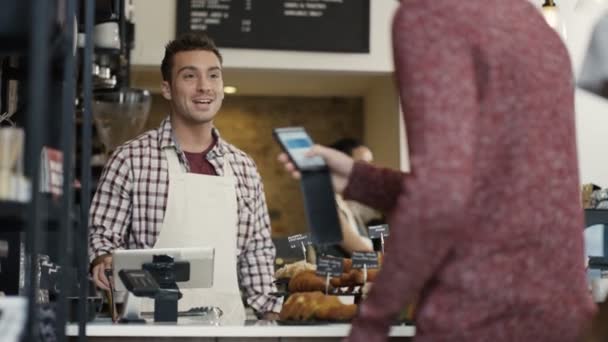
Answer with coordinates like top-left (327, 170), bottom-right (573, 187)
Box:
top-left (66, 319), bottom-right (415, 338)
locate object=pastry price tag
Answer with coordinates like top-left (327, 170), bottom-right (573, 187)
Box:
top-left (368, 224), bottom-right (389, 254)
top-left (316, 256), bottom-right (343, 294)
top-left (588, 256), bottom-right (608, 270)
top-left (315, 256), bottom-right (343, 277)
top-left (288, 233), bottom-right (312, 261)
top-left (351, 252), bottom-right (379, 284)
top-left (368, 224), bottom-right (389, 239)
top-left (351, 252), bottom-right (379, 269)
top-left (288, 234), bottom-right (312, 248)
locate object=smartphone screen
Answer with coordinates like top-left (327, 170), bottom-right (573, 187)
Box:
top-left (274, 127), bottom-right (326, 171)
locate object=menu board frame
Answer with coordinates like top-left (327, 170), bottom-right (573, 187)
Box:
top-left (176, 0), bottom-right (370, 53)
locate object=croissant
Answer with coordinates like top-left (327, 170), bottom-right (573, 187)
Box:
top-left (330, 276), bottom-right (342, 288)
top-left (322, 303), bottom-right (358, 321)
top-left (288, 270), bottom-right (330, 293)
top-left (338, 269), bottom-right (365, 287)
top-left (274, 260), bottom-right (316, 279)
top-left (279, 291), bottom-right (325, 321)
top-left (314, 295), bottom-right (343, 320)
top-left (343, 258), bottom-right (353, 273)
top-left (366, 268), bottom-right (379, 282)
top-left (279, 291), bottom-right (359, 321)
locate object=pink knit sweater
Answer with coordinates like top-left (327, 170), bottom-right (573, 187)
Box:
top-left (344, 1), bottom-right (596, 341)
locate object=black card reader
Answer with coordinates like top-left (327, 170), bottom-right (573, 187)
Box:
top-left (118, 269), bottom-right (160, 298)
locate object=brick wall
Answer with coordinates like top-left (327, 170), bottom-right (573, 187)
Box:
top-left (144, 95), bottom-right (363, 237)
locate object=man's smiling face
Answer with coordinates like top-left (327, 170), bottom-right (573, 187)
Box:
top-left (161, 50), bottom-right (225, 125)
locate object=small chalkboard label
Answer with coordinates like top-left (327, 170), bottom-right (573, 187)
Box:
top-left (368, 224), bottom-right (389, 239)
top-left (589, 256), bottom-right (608, 269)
top-left (351, 252), bottom-right (379, 269)
top-left (316, 256), bottom-right (343, 277)
top-left (288, 234), bottom-right (312, 249)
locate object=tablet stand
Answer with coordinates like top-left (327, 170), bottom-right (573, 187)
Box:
top-left (118, 254), bottom-right (191, 323)
top-left (142, 255), bottom-right (190, 322)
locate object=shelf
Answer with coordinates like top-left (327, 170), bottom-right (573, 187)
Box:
top-left (0, 197), bottom-right (69, 230)
top-left (585, 209), bottom-right (608, 227)
top-left (0, 200), bottom-right (27, 222)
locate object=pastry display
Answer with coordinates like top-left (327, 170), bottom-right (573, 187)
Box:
top-left (288, 270), bottom-right (330, 293)
top-left (279, 291), bottom-right (324, 321)
top-left (329, 269), bottom-right (361, 288)
top-left (279, 291), bottom-right (358, 322)
top-left (329, 268), bottom-right (379, 287)
top-left (315, 298), bottom-right (358, 321)
top-left (275, 253), bottom-right (390, 323)
top-left (274, 260), bottom-right (316, 279)
top-left (283, 254), bottom-right (383, 291)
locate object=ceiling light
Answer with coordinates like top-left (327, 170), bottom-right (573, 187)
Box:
top-left (224, 86), bottom-right (237, 94)
top-left (541, 0), bottom-right (567, 40)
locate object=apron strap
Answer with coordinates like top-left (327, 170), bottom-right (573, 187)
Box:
top-left (165, 148), bottom-right (185, 175)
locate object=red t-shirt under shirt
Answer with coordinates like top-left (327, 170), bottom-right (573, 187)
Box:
top-left (182, 139), bottom-right (217, 176)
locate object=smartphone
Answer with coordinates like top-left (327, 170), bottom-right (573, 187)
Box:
top-left (273, 126), bottom-right (343, 245)
top-left (273, 127), bottom-right (327, 172)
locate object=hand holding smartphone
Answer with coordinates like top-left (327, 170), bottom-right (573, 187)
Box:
top-left (273, 127), bottom-right (343, 246)
top-left (273, 127), bottom-right (327, 172)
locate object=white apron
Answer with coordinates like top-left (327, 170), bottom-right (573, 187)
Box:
top-left (140, 148), bottom-right (246, 325)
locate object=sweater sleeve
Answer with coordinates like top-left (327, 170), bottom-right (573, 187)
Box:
top-left (347, 4), bottom-right (478, 341)
top-left (342, 162), bottom-right (406, 212)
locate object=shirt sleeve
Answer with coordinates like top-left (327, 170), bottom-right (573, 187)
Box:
top-left (343, 162), bottom-right (405, 212)
top-left (238, 170), bottom-right (283, 314)
top-left (348, 7), bottom-right (477, 341)
top-left (88, 147), bottom-right (133, 264)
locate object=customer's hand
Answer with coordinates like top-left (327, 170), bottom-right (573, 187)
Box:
top-left (277, 145), bottom-right (354, 194)
top-left (91, 254), bottom-right (113, 290)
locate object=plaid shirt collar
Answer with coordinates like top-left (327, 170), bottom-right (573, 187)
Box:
top-left (157, 116), bottom-right (230, 158)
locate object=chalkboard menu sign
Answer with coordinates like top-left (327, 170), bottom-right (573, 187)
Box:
top-left (176, 0), bottom-right (370, 53)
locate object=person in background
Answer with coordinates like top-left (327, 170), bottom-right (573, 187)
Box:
top-left (320, 179), bottom-right (374, 257)
top-left (330, 138), bottom-right (383, 230)
top-left (89, 32), bottom-right (281, 322)
top-left (317, 138), bottom-right (383, 256)
top-left (279, 0), bottom-right (595, 340)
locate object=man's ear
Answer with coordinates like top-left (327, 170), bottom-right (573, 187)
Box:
top-left (161, 80), bottom-right (172, 101)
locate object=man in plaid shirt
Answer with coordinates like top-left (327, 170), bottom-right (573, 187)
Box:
top-left (88, 32), bottom-right (282, 319)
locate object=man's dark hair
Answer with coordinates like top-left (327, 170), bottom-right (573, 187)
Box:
top-left (330, 138), bottom-right (364, 157)
top-left (160, 32), bottom-right (223, 82)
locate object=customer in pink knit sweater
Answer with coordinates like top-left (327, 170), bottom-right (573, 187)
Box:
top-left (279, 0), bottom-right (596, 341)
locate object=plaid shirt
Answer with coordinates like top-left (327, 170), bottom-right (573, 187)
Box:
top-left (89, 117), bottom-right (282, 314)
